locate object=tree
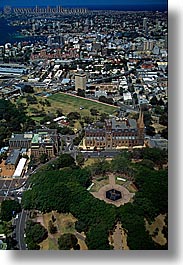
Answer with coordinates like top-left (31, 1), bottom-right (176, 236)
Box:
top-left (143, 112), bottom-right (153, 127)
top-left (25, 220), bottom-right (48, 250)
top-left (150, 96), bottom-right (158, 106)
top-left (56, 108), bottom-right (63, 117)
top-left (89, 159), bottom-right (110, 176)
top-left (138, 159), bottom-right (155, 170)
top-left (99, 113), bottom-right (109, 122)
top-left (160, 127), bottom-right (168, 139)
top-left (21, 153), bottom-right (167, 250)
top-left (26, 95), bottom-right (37, 105)
top-left (142, 147), bottom-right (168, 168)
top-left (90, 108), bottom-right (99, 116)
top-left (58, 154), bottom-right (76, 168)
top-left (58, 233), bottom-right (79, 250)
top-left (67, 112), bottom-right (81, 121)
top-left (48, 220), bottom-right (57, 234)
top-left (77, 89), bottom-right (85, 97)
top-left (39, 153), bottom-right (48, 164)
top-left (2, 221), bottom-right (14, 237)
top-left (99, 96), bottom-right (107, 103)
top-left (22, 85), bottom-right (34, 93)
top-left (45, 99), bottom-right (51, 107)
top-left (75, 220), bottom-right (88, 233)
top-left (86, 224), bottom-right (111, 250)
top-left (0, 200), bottom-right (21, 222)
top-left (111, 154), bottom-right (131, 175)
top-left (76, 152), bottom-right (85, 167)
top-left (99, 96), bottom-right (114, 105)
top-left (0, 99), bottom-right (32, 147)
top-left (157, 97), bottom-right (165, 106)
top-left (59, 127), bottom-right (74, 135)
top-left (145, 125), bottom-right (156, 136)
top-left (159, 112), bottom-right (168, 127)
top-left (82, 116), bottom-right (94, 124)
top-left (154, 106), bottom-right (164, 115)
top-left (136, 78), bottom-right (141, 84)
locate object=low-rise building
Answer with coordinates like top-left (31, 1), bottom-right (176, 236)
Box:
top-left (12, 157), bottom-right (27, 178)
top-left (9, 133), bottom-right (33, 150)
top-left (5, 149), bottom-right (20, 171)
top-left (31, 129), bottom-right (59, 159)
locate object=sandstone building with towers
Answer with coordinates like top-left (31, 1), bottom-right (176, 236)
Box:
top-left (84, 111), bottom-right (145, 150)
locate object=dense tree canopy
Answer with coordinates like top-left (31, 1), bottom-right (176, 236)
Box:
top-left (0, 99), bottom-right (35, 148)
top-left (58, 233), bottom-right (79, 250)
top-left (22, 148), bottom-right (168, 250)
top-left (25, 220), bottom-right (48, 250)
top-left (0, 200), bottom-right (21, 222)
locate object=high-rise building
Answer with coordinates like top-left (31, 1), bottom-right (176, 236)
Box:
top-left (149, 39), bottom-right (155, 50)
top-left (164, 33), bottom-right (168, 49)
top-left (47, 35), bottom-right (53, 47)
top-left (156, 18), bottom-right (161, 30)
top-left (75, 73), bottom-right (86, 91)
top-left (143, 17), bottom-right (148, 32)
top-left (143, 40), bottom-right (149, 51)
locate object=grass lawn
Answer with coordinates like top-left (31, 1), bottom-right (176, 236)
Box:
top-left (83, 158), bottom-right (98, 167)
top-left (145, 214), bottom-right (167, 246)
top-left (115, 179), bottom-right (126, 185)
top-left (38, 211), bottom-right (87, 250)
top-left (74, 120), bottom-right (82, 132)
top-left (15, 92), bottom-right (118, 123)
top-left (90, 178), bottom-right (109, 192)
top-left (152, 123), bottom-right (167, 133)
top-left (48, 93), bottom-right (118, 117)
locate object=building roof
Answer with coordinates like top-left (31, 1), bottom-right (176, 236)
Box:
top-left (13, 157), bottom-right (27, 178)
top-left (5, 149), bottom-right (20, 165)
top-left (10, 133), bottom-right (33, 141)
top-left (149, 138), bottom-right (168, 150)
top-left (123, 92), bottom-right (132, 101)
top-left (31, 132), bottom-right (53, 144)
top-left (111, 118), bottom-right (137, 130)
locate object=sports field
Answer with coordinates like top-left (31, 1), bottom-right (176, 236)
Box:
top-left (48, 92), bottom-right (118, 116)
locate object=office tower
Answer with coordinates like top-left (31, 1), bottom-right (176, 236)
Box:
top-left (143, 17), bottom-right (148, 32)
top-left (143, 40), bottom-right (149, 51)
top-left (149, 39), bottom-right (155, 50)
top-left (164, 33), bottom-right (168, 49)
top-left (47, 35), bottom-right (52, 47)
top-left (75, 73), bottom-right (86, 91)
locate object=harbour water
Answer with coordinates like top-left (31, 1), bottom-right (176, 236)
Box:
top-left (0, 17), bottom-right (47, 45)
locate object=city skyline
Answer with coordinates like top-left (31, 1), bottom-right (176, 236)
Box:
top-left (0, 0), bottom-right (168, 9)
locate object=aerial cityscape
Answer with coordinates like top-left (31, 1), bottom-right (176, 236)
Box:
top-left (0, 0), bottom-right (168, 250)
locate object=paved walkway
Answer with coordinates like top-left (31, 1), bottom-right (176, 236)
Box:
top-left (111, 222), bottom-right (129, 250)
top-left (91, 174), bottom-right (134, 207)
top-left (109, 173), bottom-right (116, 186)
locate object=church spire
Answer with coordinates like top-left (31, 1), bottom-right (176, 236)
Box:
top-left (137, 108), bottom-right (144, 129)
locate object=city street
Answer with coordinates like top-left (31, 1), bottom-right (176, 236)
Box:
top-left (14, 209), bottom-right (28, 250)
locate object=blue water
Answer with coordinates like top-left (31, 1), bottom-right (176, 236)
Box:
top-left (0, 18), bottom-right (47, 45)
top-left (0, 3), bottom-right (167, 45)
top-left (0, 18), bottom-right (19, 44)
